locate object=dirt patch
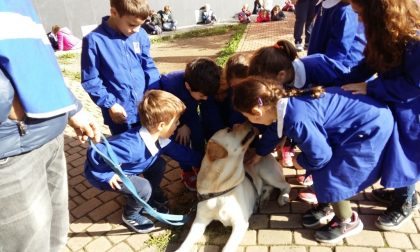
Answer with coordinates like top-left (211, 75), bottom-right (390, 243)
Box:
top-left (151, 32), bottom-right (232, 74)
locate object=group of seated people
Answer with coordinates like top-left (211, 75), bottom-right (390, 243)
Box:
top-left (142, 5), bottom-right (177, 35)
top-left (239, 0), bottom-right (295, 24)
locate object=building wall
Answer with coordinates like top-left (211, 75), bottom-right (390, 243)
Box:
top-left (32, 0), bottom-right (287, 38)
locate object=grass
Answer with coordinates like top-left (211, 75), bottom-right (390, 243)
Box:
top-left (150, 24), bottom-right (243, 44)
top-left (215, 23), bottom-right (247, 66)
top-left (57, 52), bottom-right (78, 65)
top-left (61, 68), bottom-right (81, 82)
top-left (144, 230), bottom-right (175, 252)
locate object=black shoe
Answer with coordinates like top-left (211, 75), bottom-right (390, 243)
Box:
top-left (122, 212), bottom-right (155, 233)
top-left (302, 203), bottom-right (335, 229)
top-left (371, 188), bottom-right (394, 204)
top-left (315, 211), bottom-right (363, 244)
top-left (375, 201), bottom-right (414, 231)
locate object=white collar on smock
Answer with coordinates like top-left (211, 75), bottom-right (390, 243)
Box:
top-left (322, 0), bottom-right (341, 9)
top-left (139, 126), bottom-right (171, 156)
top-left (276, 97), bottom-right (289, 138)
top-left (291, 59), bottom-right (306, 89)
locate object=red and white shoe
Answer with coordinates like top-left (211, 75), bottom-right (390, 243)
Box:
top-left (181, 168), bottom-right (198, 192)
top-left (298, 186), bottom-right (318, 204)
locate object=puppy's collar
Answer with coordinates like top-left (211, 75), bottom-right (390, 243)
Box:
top-left (197, 186), bottom-right (236, 202)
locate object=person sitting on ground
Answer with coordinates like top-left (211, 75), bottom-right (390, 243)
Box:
top-left (52, 25), bottom-right (82, 51)
top-left (256, 9), bottom-right (270, 22)
top-left (158, 5), bottom-right (177, 31)
top-left (47, 26), bottom-right (58, 50)
top-left (238, 4), bottom-right (252, 23)
top-left (84, 90), bottom-right (203, 234)
top-left (142, 10), bottom-right (162, 35)
top-left (271, 5), bottom-right (286, 21)
top-left (201, 3), bottom-right (217, 24)
top-left (282, 0), bottom-right (296, 12)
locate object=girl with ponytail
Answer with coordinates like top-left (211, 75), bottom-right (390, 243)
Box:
top-left (233, 76), bottom-right (394, 243)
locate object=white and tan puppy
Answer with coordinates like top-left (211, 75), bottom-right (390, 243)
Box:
top-left (177, 124), bottom-right (290, 252)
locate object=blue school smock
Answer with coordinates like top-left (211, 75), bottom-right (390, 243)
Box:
top-left (81, 16), bottom-right (160, 129)
top-left (84, 127), bottom-right (202, 190)
top-left (281, 87), bottom-right (393, 203)
top-left (159, 71), bottom-right (224, 140)
top-left (365, 41), bottom-right (420, 188)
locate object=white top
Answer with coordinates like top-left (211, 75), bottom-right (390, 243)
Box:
top-left (276, 98), bottom-right (289, 138)
top-left (291, 59), bottom-right (307, 88)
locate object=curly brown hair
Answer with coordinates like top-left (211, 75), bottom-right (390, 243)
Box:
top-left (350, 0), bottom-right (420, 73)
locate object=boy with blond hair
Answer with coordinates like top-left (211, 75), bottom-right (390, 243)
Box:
top-left (82, 0), bottom-right (160, 135)
top-left (84, 90), bottom-right (202, 233)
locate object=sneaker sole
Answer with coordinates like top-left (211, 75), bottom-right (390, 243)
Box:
top-left (374, 211), bottom-right (414, 231)
top-left (298, 196), bottom-right (318, 204)
top-left (315, 220), bottom-right (364, 244)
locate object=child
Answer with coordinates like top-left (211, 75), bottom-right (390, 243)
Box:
top-left (238, 4), bottom-right (252, 24)
top-left (306, 0), bottom-right (366, 74)
top-left (202, 3), bottom-right (217, 24)
top-left (256, 9), bottom-right (270, 23)
top-left (282, 0), bottom-right (295, 12)
top-left (81, 0), bottom-right (160, 135)
top-left (341, 0), bottom-right (419, 231)
top-left (159, 5), bottom-right (177, 31)
top-left (52, 25), bottom-right (82, 51)
top-left (141, 10), bottom-right (162, 35)
top-left (159, 58), bottom-right (221, 191)
top-left (271, 5), bottom-right (286, 21)
top-left (84, 90), bottom-right (202, 233)
top-left (232, 77), bottom-right (394, 243)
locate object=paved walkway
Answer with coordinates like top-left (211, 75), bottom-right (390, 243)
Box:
top-left (62, 17), bottom-right (420, 252)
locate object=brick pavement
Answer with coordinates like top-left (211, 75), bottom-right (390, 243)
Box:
top-left (62, 14), bottom-right (420, 252)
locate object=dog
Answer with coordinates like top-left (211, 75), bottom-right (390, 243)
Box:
top-left (176, 123), bottom-right (291, 252)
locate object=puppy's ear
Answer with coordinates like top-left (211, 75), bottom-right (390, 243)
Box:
top-left (206, 140), bottom-right (228, 161)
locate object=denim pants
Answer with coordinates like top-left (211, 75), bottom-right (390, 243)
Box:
top-left (0, 134), bottom-right (68, 252)
top-left (121, 176), bottom-right (152, 216)
top-left (394, 184), bottom-right (416, 206)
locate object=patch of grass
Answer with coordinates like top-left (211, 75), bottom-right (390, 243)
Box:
top-left (144, 230), bottom-right (174, 252)
top-left (150, 24), bottom-right (239, 44)
top-left (61, 68), bottom-right (81, 82)
top-left (216, 23), bottom-right (247, 66)
top-left (57, 52), bottom-right (78, 65)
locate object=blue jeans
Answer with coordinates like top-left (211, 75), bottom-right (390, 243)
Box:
top-left (121, 176), bottom-right (152, 215)
top-left (0, 134), bottom-right (68, 252)
top-left (393, 184), bottom-right (416, 206)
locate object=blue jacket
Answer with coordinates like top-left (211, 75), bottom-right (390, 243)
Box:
top-left (308, 1), bottom-right (366, 71)
top-left (85, 127), bottom-right (202, 190)
top-left (365, 41), bottom-right (420, 188)
top-left (159, 71), bottom-right (223, 140)
top-left (0, 1), bottom-right (80, 158)
top-left (282, 87), bottom-right (393, 203)
top-left (81, 16), bottom-right (160, 128)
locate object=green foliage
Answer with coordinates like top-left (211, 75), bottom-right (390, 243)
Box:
top-left (144, 230), bottom-right (174, 252)
top-left (61, 68), bottom-right (81, 82)
top-left (150, 24), bottom-right (238, 44)
top-left (56, 52), bottom-right (78, 65)
top-left (216, 24), bottom-right (247, 66)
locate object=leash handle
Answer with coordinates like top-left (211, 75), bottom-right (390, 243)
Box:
top-left (88, 134), bottom-right (188, 226)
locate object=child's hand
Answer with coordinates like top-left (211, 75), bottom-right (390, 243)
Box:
top-left (342, 82), bottom-right (367, 95)
top-left (108, 174), bottom-right (122, 190)
top-left (176, 124), bottom-right (191, 145)
top-left (109, 103), bottom-right (127, 124)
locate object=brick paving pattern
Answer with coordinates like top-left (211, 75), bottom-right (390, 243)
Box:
top-left (62, 14), bottom-right (420, 252)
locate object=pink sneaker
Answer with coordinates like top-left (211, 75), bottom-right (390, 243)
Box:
top-left (281, 146), bottom-right (294, 167)
top-left (298, 187), bottom-right (318, 204)
top-left (296, 175), bottom-right (313, 186)
top-left (181, 168), bottom-right (198, 192)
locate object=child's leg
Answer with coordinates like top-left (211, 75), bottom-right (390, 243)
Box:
top-left (315, 200), bottom-right (363, 243)
top-left (375, 184), bottom-right (417, 231)
top-left (120, 176), bottom-right (152, 215)
top-left (120, 176), bottom-right (155, 233)
top-left (142, 157), bottom-right (166, 202)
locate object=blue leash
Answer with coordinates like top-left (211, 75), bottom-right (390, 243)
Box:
top-left (88, 134), bottom-right (188, 226)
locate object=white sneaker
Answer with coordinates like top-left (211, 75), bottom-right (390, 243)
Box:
top-left (295, 43), bottom-right (304, 52)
